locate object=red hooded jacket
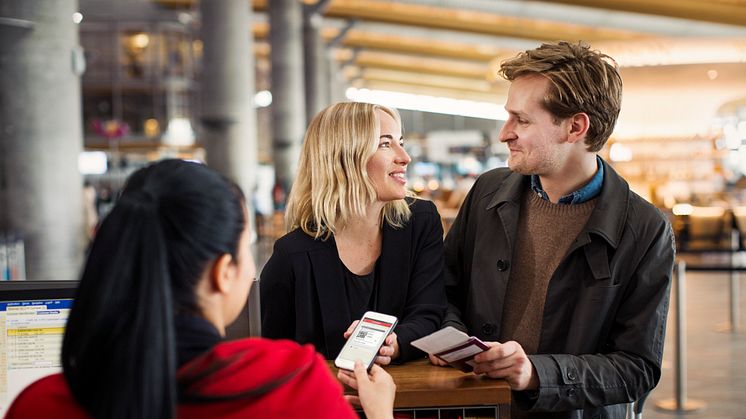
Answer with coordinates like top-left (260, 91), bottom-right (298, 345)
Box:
top-left (6, 338), bottom-right (356, 419)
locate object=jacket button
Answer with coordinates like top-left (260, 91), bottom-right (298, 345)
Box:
top-left (481, 323), bottom-right (496, 336)
top-left (567, 388), bottom-right (577, 398)
top-left (567, 371), bottom-right (577, 381)
top-left (496, 259), bottom-right (510, 271)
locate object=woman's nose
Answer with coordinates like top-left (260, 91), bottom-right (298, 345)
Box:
top-left (396, 145), bottom-right (411, 165)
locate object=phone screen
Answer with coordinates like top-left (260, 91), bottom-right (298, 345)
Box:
top-left (337, 317), bottom-right (395, 367)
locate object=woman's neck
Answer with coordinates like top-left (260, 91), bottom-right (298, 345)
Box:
top-left (335, 204), bottom-right (384, 275)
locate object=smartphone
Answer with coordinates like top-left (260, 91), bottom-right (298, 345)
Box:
top-left (334, 311), bottom-right (398, 371)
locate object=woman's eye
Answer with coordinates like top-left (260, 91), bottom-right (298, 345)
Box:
top-left (379, 141), bottom-right (391, 148)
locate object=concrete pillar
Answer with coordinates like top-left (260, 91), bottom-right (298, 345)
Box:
top-left (0, 0), bottom-right (86, 280)
top-left (199, 0), bottom-right (257, 203)
top-left (199, 0), bottom-right (259, 337)
top-left (269, 0), bottom-right (305, 199)
top-left (303, 5), bottom-right (330, 125)
top-left (328, 50), bottom-right (348, 103)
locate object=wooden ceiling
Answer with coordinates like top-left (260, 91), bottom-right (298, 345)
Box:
top-left (156, 0), bottom-right (746, 104)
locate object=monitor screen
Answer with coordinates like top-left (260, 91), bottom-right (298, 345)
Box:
top-left (0, 280), bottom-right (78, 416)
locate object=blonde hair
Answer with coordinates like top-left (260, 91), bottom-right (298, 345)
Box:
top-left (286, 102), bottom-right (412, 240)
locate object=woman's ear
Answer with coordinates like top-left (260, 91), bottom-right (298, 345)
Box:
top-left (210, 253), bottom-right (235, 294)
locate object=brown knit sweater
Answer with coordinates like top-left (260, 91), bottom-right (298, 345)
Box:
top-left (499, 191), bottom-right (597, 354)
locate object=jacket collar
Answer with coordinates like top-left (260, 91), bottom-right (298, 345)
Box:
top-left (311, 235), bottom-right (352, 354)
top-left (483, 157), bottom-right (629, 249)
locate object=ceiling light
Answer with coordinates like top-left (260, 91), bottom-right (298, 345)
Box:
top-left (254, 90), bottom-right (272, 107)
top-left (345, 88), bottom-right (507, 121)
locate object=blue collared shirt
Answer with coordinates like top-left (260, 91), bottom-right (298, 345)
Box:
top-left (530, 156), bottom-right (604, 204)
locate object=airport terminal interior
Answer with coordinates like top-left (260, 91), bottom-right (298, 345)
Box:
top-left (1, 0), bottom-right (745, 417)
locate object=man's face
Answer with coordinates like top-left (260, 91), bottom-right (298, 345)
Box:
top-left (498, 75), bottom-right (572, 176)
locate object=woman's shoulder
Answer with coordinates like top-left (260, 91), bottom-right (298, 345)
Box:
top-left (178, 338), bottom-right (355, 418)
top-left (272, 228), bottom-right (329, 254)
top-left (6, 373), bottom-right (88, 418)
top-left (404, 198), bottom-right (441, 229)
top-left (179, 338), bottom-right (329, 391)
top-left (407, 197), bottom-right (439, 215)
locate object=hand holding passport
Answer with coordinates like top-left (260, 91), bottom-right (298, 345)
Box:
top-left (411, 326), bottom-right (490, 372)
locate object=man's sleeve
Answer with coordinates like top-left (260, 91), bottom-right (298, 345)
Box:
top-left (522, 219), bottom-right (675, 412)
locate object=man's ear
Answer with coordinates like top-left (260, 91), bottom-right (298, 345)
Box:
top-left (566, 112), bottom-right (590, 144)
top-left (210, 253), bottom-right (235, 294)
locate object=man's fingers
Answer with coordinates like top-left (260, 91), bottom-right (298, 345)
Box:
top-left (473, 341), bottom-right (507, 363)
top-left (473, 358), bottom-right (512, 375)
top-left (428, 353), bottom-right (449, 366)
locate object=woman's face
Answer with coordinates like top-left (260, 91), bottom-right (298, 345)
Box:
top-left (366, 110), bottom-right (411, 202)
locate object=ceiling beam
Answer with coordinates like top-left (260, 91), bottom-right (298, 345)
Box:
top-left (355, 68), bottom-right (506, 93)
top-left (322, 0), bottom-right (649, 42)
top-left (352, 51), bottom-right (492, 80)
top-left (539, 0), bottom-right (746, 27)
top-left (356, 80), bottom-right (506, 104)
top-left (321, 28), bottom-right (506, 62)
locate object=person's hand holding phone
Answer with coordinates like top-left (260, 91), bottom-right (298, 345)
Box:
top-left (344, 320), bottom-right (400, 365)
top-left (337, 361), bottom-right (395, 419)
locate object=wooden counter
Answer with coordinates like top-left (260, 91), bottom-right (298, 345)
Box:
top-left (330, 359), bottom-right (511, 410)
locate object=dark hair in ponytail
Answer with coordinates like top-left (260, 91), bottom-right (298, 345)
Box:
top-left (62, 159), bottom-right (246, 419)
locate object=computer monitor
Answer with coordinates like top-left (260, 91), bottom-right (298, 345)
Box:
top-left (0, 280), bottom-right (78, 416)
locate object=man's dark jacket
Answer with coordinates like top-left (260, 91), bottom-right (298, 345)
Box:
top-left (443, 159), bottom-right (675, 419)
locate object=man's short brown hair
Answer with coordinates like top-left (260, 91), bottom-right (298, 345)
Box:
top-left (499, 41), bottom-right (622, 152)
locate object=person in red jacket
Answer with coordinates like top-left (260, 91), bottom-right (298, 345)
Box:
top-left (6, 159), bottom-right (395, 419)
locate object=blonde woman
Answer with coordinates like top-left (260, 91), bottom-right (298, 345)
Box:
top-left (260, 102), bottom-right (446, 364)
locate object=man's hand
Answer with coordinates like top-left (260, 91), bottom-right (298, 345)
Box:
top-left (427, 354), bottom-right (449, 367)
top-left (344, 321), bottom-right (400, 365)
top-left (472, 341), bottom-right (539, 390)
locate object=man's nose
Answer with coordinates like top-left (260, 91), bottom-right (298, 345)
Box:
top-left (498, 122), bottom-right (515, 143)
